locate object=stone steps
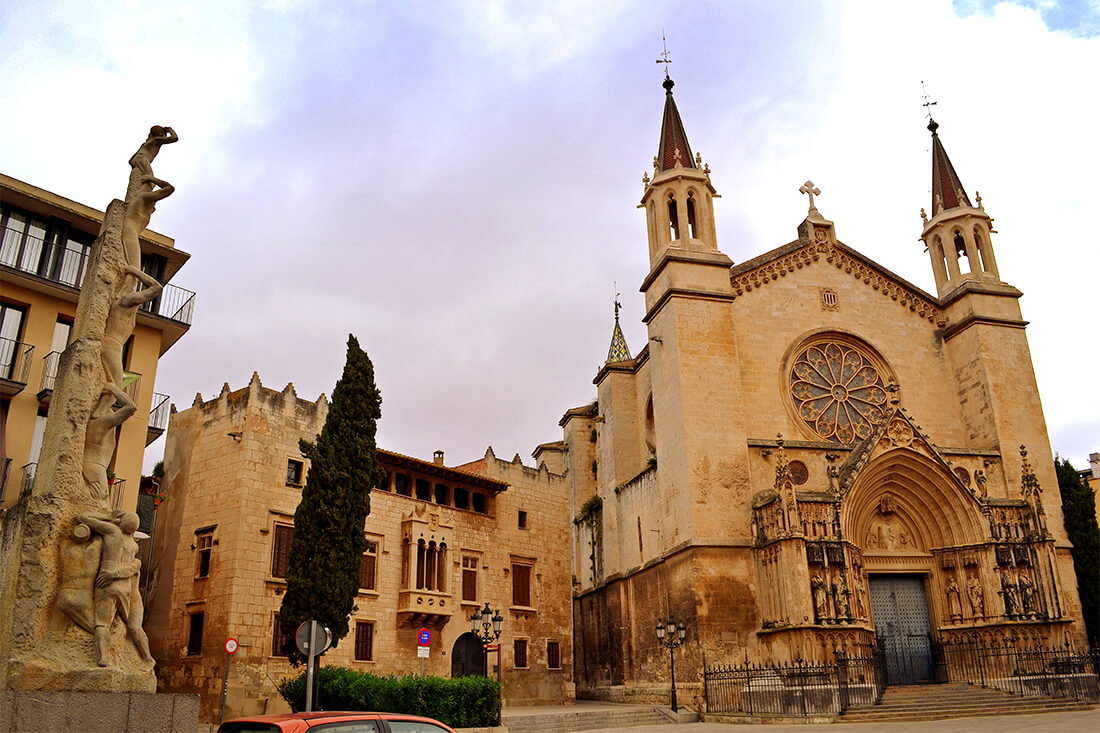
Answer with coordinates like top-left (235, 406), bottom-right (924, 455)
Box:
top-left (840, 683), bottom-right (1096, 722)
top-left (503, 707), bottom-right (674, 733)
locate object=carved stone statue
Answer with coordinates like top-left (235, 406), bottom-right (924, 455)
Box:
top-left (945, 578), bottom-right (962, 620)
top-left (57, 523), bottom-right (103, 633)
top-left (126, 125), bottom-right (177, 200)
top-left (811, 572), bottom-right (828, 622)
top-left (1018, 573), bottom-right (1036, 615)
top-left (74, 512), bottom-right (154, 667)
top-left (967, 576), bottom-right (984, 617)
top-left (1000, 572), bottom-right (1019, 616)
top-left (101, 266), bottom-right (163, 388)
top-left (832, 572), bottom-right (851, 619)
top-left (121, 175), bottom-right (174, 270)
top-left (0, 126), bottom-right (178, 694)
top-left (82, 384), bottom-right (136, 502)
top-left (853, 571), bottom-right (867, 619)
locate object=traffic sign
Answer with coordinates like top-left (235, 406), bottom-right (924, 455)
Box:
top-left (296, 620), bottom-right (332, 656)
top-left (417, 645), bottom-right (430, 658)
top-left (483, 643), bottom-right (500, 651)
top-left (224, 637), bottom-right (239, 655)
top-left (418, 627), bottom-right (432, 646)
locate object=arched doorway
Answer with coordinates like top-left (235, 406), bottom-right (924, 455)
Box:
top-left (843, 436), bottom-right (986, 684)
top-left (451, 632), bottom-right (486, 677)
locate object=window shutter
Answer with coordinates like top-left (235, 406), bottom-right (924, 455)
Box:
top-left (547, 640), bottom-right (561, 670)
top-left (360, 553), bottom-right (376, 590)
top-left (512, 564), bottom-right (531, 607)
top-left (272, 524), bottom-right (293, 578)
top-left (355, 621), bottom-right (373, 661)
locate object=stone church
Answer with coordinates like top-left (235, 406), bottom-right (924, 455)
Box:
top-left (559, 74), bottom-right (1085, 703)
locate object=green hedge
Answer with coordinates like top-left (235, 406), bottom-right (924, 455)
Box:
top-left (277, 667), bottom-right (501, 728)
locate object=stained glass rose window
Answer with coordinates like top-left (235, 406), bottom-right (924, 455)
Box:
top-left (789, 341), bottom-right (888, 443)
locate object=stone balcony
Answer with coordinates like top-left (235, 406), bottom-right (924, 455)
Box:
top-left (396, 589), bottom-right (454, 628)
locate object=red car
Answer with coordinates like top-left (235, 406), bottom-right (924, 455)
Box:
top-left (217, 711), bottom-right (458, 733)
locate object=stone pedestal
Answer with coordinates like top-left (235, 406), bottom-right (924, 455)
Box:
top-left (0, 689), bottom-right (199, 732)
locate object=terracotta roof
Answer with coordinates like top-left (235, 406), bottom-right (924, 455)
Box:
top-left (929, 119), bottom-right (971, 213)
top-left (656, 76), bottom-right (695, 172)
top-left (377, 449), bottom-right (508, 492)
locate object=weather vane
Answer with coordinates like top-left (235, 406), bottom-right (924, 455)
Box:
top-left (656, 32), bottom-right (672, 76)
top-left (920, 80), bottom-right (938, 120)
top-left (614, 282), bottom-right (622, 322)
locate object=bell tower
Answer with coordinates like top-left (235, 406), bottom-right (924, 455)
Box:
top-left (639, 74), bottom-right (721, 266)
top-left (919, 119), bottom-right (1000, 297)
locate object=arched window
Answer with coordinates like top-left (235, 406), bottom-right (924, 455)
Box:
top-left (973, 227), bottom-right (990, 272)
top-left (667, 193), bottom-right (680, 241)
top-left (686, 193), bottom-right (698, 239)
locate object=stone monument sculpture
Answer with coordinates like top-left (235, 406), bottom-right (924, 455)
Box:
top-left (0, 126), bottom-right (177, 694)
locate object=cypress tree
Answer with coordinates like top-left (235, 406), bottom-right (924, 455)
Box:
top-left (280, 334), bottom-right (386, 663)
top-left (1055, 457), bottom-right (1099, 646)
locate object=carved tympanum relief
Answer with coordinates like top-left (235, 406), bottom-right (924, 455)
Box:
top-left (789, 340), bottom-right (889, 443)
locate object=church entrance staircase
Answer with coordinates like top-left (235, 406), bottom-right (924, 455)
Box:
top-left (839, 682), bottom-right (1096, 722)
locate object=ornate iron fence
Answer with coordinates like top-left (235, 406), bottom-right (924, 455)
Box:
top-left (937, 637), bottom-right (1099, 702)
top-left (704, 649), bottom-right (886, 716)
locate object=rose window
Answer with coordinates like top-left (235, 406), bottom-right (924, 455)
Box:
top-left (789, 342), bottom-right (888, 443)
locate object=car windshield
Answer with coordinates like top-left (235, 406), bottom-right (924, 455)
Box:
top-left (217, 724), bottom-right (283, 733)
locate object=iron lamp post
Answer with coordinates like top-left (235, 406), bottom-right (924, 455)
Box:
top-left (470, 602), bottom-right (504, 677)
top-left (655, 617), bottom-right (687, 712)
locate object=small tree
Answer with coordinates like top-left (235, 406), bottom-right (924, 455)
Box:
top-left (1056, 457), bottom-right (1100, 646)
top-left (280, 334), bottom-right (386, 663)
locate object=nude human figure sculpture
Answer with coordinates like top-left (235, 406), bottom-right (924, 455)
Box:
top-left (101, 265), bottom-right (163, 388)
top-left (57, 523), bottom-right (103, 633)
top-left (126, 125), bottom-right (177, 200)
top-left (121, 175), bottom-right (174, 269)
top-left (82, 384), bottom-right (136, 502)
top-left (74, 510), bottom-right (154, 667)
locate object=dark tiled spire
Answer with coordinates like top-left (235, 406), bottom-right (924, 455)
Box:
top-left (929, 118), bottom-right (972, 214)
top-left (656, 75), bottom-right (696, 172)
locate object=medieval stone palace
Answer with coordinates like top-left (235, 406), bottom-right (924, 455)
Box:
top-left (558, 73), bottom-right (1085, 702)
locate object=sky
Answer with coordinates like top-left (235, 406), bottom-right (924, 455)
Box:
top-left (2, 0), bottom-right (1097, 474)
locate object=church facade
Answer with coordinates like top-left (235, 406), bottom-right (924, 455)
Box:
top-left (563, 75), bottom-right (1085, 704)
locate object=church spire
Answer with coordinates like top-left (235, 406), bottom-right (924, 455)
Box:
top-left (919, 117), bottom-right (1001, 296)
top-left (928, 118), bottom-right (972, 215)
top-left (656, 75), bottom-right (696, 172)
top-left (606, 296), bottom-right (632, 363)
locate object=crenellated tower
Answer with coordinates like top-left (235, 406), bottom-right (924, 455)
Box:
top-left (920, 119), bottom-right (1000, 296)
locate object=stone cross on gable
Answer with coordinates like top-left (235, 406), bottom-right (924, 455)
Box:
top-left (799, 180), bottom-right (821, 213)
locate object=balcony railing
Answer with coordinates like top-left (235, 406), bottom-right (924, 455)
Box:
top-left (40, 350), bottom-right (61, 394)
top-left (149, 392), bottom-right (170, 432)
top-left (1, 230), bottom-right (87, 288)
top-left (109, 478), bottom-right (127, 511)
top-left (20, 462), bottom-right (37, 498)
top-left (1, 458), bottom-right (11, 498)
top-left (0, 338), bottom-right (34, 393)
top-left (139, 283), bottom-right (196, 325)
top-left (1, 226), bottom-right (195, 326)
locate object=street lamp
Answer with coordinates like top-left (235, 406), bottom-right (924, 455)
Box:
top-left (655, 616), bottom-right (687, 712)
top-left (470, 602), bottom-right (504, 643)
